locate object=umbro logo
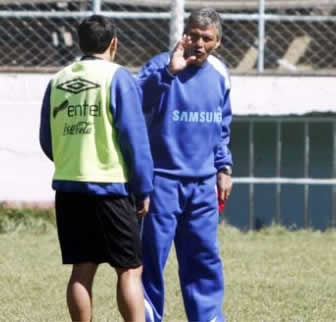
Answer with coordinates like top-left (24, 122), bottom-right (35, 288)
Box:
top-left (56, 77), bottom-right (100, 94)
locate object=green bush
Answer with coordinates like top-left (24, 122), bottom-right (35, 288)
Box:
top-left (0, 203), bottom-right (56, 234)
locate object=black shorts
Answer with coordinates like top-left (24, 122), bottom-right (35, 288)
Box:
top-left (55, 191), bottom-right (142, 268)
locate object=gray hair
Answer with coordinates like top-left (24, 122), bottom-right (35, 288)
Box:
top-left (185, 7), bottom-right (222, 41)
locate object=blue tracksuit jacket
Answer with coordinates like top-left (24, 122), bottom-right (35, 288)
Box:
top-left (138, 52), bottom-right (232, 177)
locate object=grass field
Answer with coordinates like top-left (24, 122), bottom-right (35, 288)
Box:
top-left (1, 207), bottom-right (336, 322)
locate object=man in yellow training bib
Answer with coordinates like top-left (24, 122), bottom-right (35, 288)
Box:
top-left (39, 15), bottom-right (153, 322)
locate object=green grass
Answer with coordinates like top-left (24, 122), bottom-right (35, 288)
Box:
top-left (0, 203), bottom-right (55, 234)
top-left (1, 207), bottom-right (336, 321)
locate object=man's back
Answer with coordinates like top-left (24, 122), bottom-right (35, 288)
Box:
top-left (50, 59), bottom-right (128, 183)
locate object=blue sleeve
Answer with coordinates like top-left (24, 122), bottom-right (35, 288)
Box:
top-left (215, 89), bottom-right (233, 170)
top-left (110, 67), bottom-right (154, 198)
top-left (137, 55), bottom-right (175, 115)
top-left (39, 82), bottom-right (53, 161)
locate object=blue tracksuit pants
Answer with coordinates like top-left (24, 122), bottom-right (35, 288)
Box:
top-left (142, 173), bottom-right (225, 322)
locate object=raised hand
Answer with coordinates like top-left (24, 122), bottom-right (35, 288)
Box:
top-left (168, 34), bottom-right (196, 74)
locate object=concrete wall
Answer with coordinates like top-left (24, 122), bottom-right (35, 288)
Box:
top-left (1, 73), bottom-right (335, 229)
top-left (0, 74), bottom-right (53, 203)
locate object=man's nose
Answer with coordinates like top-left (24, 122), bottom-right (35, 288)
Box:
top-left (195, 37), bottom-right (204, 46)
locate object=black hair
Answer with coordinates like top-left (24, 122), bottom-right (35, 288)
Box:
top-left (78, 14), bottom-right (117, 55)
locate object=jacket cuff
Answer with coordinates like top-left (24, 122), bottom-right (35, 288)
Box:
top-left (218, 165), bottom-right (232, 176)
top-left (134, 193), bottom-right (149, 201)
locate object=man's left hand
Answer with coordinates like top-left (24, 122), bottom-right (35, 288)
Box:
top-left (217, 172), bottom-right (233, 202)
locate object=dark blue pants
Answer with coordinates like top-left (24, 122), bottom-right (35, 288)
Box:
top-left (142, 174), bottom-right (225, 322)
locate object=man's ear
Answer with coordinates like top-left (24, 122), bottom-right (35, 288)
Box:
top-left (214, 39), bottom-right (221, 50)
top-left (110, 37), bottom-right (118, 60)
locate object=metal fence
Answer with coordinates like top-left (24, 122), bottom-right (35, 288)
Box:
top-left (1, 0), bottom-right (336, 74)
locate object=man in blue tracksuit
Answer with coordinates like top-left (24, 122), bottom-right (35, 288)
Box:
top-left (138, 7), bottom-right (233, 322)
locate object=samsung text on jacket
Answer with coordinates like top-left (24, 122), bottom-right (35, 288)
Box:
top-left (172, 109), bottom-right (222, 123)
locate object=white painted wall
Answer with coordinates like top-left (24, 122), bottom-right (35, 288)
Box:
top-left (231, 75), bottom-right (336, 116)
top-left (1, 73), bottom-right (335, 203)
top-left (0, 74), bottom-right (54, 202)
